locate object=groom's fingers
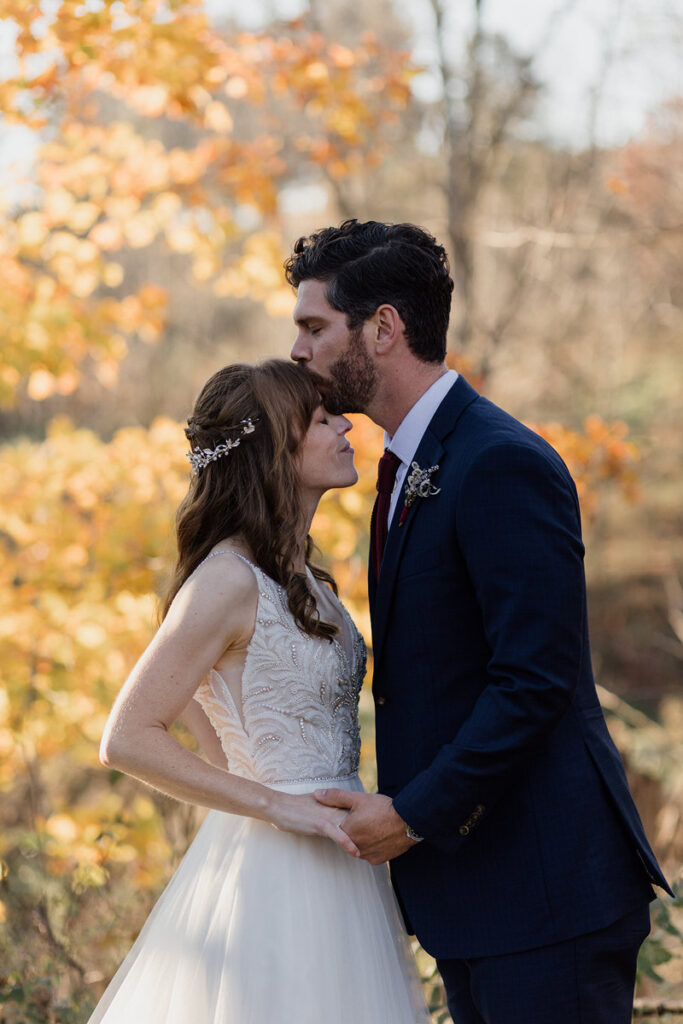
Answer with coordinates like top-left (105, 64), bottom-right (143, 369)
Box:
top-left (314, 787), bottom-right (356, 808)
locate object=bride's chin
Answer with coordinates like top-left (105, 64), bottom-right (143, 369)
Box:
top-left (323, 472), bottom-right (358, 491)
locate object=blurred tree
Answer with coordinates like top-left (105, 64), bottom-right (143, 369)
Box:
top-left (0, 0), bottom-right (413, 411)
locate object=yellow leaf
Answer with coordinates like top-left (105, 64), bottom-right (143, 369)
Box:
top-left (328, 44), bottom-right (355, 69)
top-left (26, 322), bottom-right (50, 351)
top-left (204, 101), bottom-right (233, 133)
top-left (18, 212), bottom-right (48, 247)
top-left (134, 795), bottom-right (156, 820)
top-left (44, 189), bottom-right (75, 223)
top-left (224, 76), bottom-right (248, 99)
top-left (123, 214), bottom-right (157, 249)
top-left (152, 192), bottom-right (182, 219)
top-left (45, 814), bottom-right (79, 842)
top-left (55, 371), bottom-right (79, 395)
top-left (75, 623), bottom-right (107, 648)
top-left (94, 358), bottom-right (120, 388)
top-left (89, 220), bottom-right (124, 250)
top-left (71, 270), bottom-right (99, 297)
top-left (67, 202), bottom-right (100, 232)
top-left (192, 257), bottom-right (217, 281)
top-left (27, 368), bottom-right (56, 400)
top-left (305, 61), bottom-right (329, 83)
top-left (103, 262), bottom-right (124, 287)
top-left (166, 225), bottom-right (196, 254)
top-left (130, 84), bottom-right (169, 117)
top-left (61, 544), bottom-right (89, 568)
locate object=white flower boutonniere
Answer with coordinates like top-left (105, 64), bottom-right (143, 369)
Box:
top-left (399, 461), bottom-right (441, 526)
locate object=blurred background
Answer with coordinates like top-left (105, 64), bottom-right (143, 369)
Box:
top-left (0, 0), bottom-right (681, 1019)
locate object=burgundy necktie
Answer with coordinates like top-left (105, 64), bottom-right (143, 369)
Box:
top-left (371, 448), bottom-right (401, 579)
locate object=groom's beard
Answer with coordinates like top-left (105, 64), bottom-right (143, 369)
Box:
top-left (310, 326), bottom-right (379, 416)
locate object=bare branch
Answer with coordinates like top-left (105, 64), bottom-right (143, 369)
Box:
top-left (596, 685), bottom-right (671, 739)
top-left (651, 633), bottom-right (683, 663)
top-left (35, 900), bottom-right (88, 978)
top-left (586, 0), bottom-right (626, 159)
top-left (479, 225), bottom-right (683, 249)
top-left (633, 1001), bottom-right (683, 1017)
top-left (425, 0), bottom-right (585, 350)
top-left (533, 0), bottom-right (583, 60)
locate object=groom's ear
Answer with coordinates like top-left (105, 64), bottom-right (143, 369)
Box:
top-left (372, 304), bottom-right (403, 356)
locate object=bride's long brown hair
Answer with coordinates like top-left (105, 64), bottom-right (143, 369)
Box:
top-left (161, 359), bottom-right (339, 640)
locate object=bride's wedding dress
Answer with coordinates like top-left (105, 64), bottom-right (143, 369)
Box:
top-left (87, 551), bottom-right (429, 1023)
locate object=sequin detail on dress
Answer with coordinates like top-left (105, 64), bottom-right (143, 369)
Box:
top-left (193, 551), bottom-right (366, 786)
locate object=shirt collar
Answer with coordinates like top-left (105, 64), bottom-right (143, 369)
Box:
top-left (384, 369), bottom-right (459, 467)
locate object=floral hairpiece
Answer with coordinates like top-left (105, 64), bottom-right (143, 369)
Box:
top-left (186, 418), bottom-right (257, 475)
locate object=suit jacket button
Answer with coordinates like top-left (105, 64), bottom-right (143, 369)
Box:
top-left (376, 696), bottom-right (387, 707)
top-left (459, 825), bottom-right (470, 837)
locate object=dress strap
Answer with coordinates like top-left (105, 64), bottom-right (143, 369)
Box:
top-left (196, 548), bottom-right (261, 575)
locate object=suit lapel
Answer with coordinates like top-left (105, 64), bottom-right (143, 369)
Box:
top-left (370, 428), bottom-right (444, 673)
top-left (370, 375), bottom-right (480, 673)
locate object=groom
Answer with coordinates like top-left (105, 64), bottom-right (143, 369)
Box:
top-left (288, 220), bottom-right (671, 1024)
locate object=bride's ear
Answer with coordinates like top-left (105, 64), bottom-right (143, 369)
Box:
top-left (372, 304), bottom-right (402, 356)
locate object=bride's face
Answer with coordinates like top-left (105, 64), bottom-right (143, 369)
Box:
top-left (297, 405), bottom-right (358, 497)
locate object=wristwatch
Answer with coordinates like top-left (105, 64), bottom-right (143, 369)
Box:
top-left (405, 824), bottom-right (424, 843)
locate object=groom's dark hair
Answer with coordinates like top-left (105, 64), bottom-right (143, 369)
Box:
top-left (284, 219), bottom-right (454, 363)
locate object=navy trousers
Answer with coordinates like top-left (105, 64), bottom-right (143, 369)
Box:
top-left (437, 903), bottom-right (651, 1024)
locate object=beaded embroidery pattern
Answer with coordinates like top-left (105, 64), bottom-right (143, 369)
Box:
top-left (193, 551), bottom-right (366, 786)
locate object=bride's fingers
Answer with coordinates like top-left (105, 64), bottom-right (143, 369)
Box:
top-left (335, 811), bottom-right (350, 831)
top-left (326, 820), bottom-right (360, 857)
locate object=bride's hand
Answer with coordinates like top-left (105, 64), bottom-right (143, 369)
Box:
top-left (270, 792), bottom-right (360, 857)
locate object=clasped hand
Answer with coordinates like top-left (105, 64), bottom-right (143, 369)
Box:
top-left (271, 791), bottom-right (361, 858)
top-left (313, 789), bottom-right (417, 864)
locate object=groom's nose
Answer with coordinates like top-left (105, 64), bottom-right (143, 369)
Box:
top-left (290, 334), bottom-right (310, 363)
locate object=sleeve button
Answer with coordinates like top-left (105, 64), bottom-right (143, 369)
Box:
top-left (376, 696), bottom-right (387, 707)
top-left (459, 825), bottom-right (470, 836)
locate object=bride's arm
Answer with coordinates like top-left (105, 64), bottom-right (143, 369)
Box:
top-left (100, 556), bottom-right (359, 856)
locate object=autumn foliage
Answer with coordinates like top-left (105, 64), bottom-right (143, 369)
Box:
top-left (0, 1), bottom-right (413, 407)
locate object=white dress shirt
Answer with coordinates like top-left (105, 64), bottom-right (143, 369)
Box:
top-left (384, 369), bottom-right (459, 527)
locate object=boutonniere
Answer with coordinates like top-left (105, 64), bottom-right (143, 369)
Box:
top-left (399, 461), bottom-right (441, 525)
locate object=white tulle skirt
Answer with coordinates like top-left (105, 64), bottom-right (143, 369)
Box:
top-left (87, 775), bottom-right (430, 1023)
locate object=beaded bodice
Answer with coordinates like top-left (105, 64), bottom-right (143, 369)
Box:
top-left (194, 552), bottom-right (366, 786)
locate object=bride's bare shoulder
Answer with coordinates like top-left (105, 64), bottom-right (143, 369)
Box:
top-left (166, 545), bottom-right (259, 638)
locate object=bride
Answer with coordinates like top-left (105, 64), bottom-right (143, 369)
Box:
top-left (89, 359), bottom-right (429, 1023)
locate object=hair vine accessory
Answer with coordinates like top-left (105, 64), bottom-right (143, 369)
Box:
top-left (186, 418), bottom-right (258, 475)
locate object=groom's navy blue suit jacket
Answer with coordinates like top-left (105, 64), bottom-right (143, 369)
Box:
top-left (369, 375), bottom-right (671, 960)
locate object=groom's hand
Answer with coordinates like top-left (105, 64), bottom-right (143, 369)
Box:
top-left (313, 789), bottom-right (417, 864)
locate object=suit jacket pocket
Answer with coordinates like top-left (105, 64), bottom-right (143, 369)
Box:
top-left (396, 541), bottom-right (445, 580)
